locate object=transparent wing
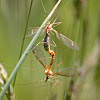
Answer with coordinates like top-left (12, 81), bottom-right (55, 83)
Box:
top-left (53, 29), bottom-right (79, 50)
top-left (32, 46), bottom-right (47, 69)
top-left (26, 27), bottom-right (45, 37)
top-left (53, 67), bottom-right (77, 77)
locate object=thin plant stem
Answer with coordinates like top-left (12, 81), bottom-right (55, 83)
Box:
top-left (0, 0), bottom-right (62, 99)
top-left (13, 0), bottom-right (34, 87)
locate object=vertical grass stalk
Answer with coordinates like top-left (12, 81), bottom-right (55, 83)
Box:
top-left (13, 0), bottom-right (34, 87)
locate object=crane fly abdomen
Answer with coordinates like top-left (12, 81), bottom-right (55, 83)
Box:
top-left (43, 33), bottom-right (50, 51)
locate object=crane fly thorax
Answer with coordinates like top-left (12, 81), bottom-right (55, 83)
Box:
top-left (46, 23), bottom-right (53, 34)
top-left (45, 69), bottom-right (53, 77)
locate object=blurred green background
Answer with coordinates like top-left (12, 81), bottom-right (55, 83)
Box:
top-left (0, 0), bottom-right (100, 100)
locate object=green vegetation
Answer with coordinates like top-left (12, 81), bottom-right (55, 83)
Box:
top-left (0, 0), bottom-right (100, 100)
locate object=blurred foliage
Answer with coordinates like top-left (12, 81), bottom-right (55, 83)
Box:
top-left (0, 0), bottom-right (100, 100)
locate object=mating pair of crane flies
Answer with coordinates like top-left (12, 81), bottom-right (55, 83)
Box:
top-left (27, 21), bottom-right (79, 71)
top-left (25, 22), bottom-right (79, 81)
top-left (24, 0), bottom-right (79, 87)
top-left (27, 0), bottom-right (79, 75)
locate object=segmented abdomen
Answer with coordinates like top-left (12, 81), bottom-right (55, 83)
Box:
top-left (44, 33), bottom-right (50, 51)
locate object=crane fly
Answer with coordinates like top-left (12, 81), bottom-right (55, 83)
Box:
top-left (32, 46), bottom-right (77, 83)
top-left (27, 21), bottom-right (79, 50)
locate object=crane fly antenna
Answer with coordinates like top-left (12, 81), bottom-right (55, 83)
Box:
top-left (52, 8), bottom-right (62, 25)
top-left (52, 0), bottom-right (68, 25)
top-left (41, 0), bottom-right (47, 18)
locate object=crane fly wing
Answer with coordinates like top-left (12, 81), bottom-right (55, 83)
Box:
top-left (26, 27), bottom-right (39, 37)
top-left (32, 46), bottom-right (47, 69)
top-left (53, 67), bottom-right (77, 77)
top-left (26, 27), bottom-right (45, 37)
top-left (55, 31), bottom-right (79, 50)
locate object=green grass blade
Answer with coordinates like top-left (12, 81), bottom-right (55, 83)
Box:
top-left (13, 0), bottom-right (34, 88)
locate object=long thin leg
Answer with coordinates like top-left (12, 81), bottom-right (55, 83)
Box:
top-left (28, 56), bottom-right (52, 63)
top-left (46, 81), bottom-right (58, 100)
top-left (53, 22), bottom-right (62, 28)
top-left (48, 81), bottom-right (58, 94)
top-left (51, 62), bottom-right (63, 71)
top-left (16, 78), bottom-right (46, 85)
top-left (26, 39), bottom-right (44, 54)
top-left (51, 76), bottom-right (62, 84)
top-left (27, 39), bottom-right (56, 55)
top-left (49, 76), bottom-right (62, 94)
top-left (46, 76), bottom-right (62, 100)
top-left (49, 35), bottom-right (57, 48)
top-left (41, 41), bottom-right (56, 47)
top-left (22, 67), bottom-right (44, 72)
